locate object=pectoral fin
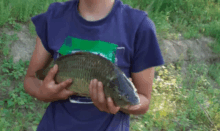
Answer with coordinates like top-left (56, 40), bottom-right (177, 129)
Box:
top-left (35, 69), bottom-right (47, 80)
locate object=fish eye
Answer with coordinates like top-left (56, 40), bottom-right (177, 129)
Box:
top-left (118, 94), bottom-right (122, 99)
top-left (125, 95), bottom-right (129, 99)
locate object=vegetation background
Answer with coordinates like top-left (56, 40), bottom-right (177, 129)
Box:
top-left (0, 0), bottom-right (220, 130)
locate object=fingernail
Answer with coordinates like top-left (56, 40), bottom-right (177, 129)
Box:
top-left (68, 79), bottom-right (72, 82)
top-left (98, 82), bottom-right (101, 87)
top-left (54, 64), bottom-right (57, 69)
top-left (107, 97), bottom-right (111, 102)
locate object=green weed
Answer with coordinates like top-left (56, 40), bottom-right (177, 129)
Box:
top-left (8, 17), bottom-right (22, 31)
top-left (208, 63), bottom-right (220, 85)
top-left (1, 57), bottom-right (29, 80)
top-left (130, 62), bottom-right (220, 131)
top-left (0, 0), bottom-right (220, 131)
top-left (122, 0), bottom-right (220, 52)
top-left (0, 32), bottom-right (18, 57)
top-left (0, 57), bottom-right (49, 131)
top-left (0, 0), bottom-right (11, 27)
top-left (203, 20), bottom-right (220, 53)
top-left (0, 81), bottom-right (49, 131)
top-left (0, 0), bottom-right (220, 53)
top-left (183, 26), bottom-right (201, 39)
top-left (29, 21), bottom-right (37, 36)
top-left (0, 0), bottom-right (67, 25)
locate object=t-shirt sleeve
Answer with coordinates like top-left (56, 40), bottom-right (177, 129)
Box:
top-left (131, 16), bottom-right (164, 73)
top-left (31, 5), bottom-right (54, 56)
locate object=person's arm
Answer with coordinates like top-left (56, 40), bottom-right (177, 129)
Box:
top-left (24, 36), bottom-right (75, 102)
top-left (119, 67), bottom-right (154, 115)
top-left (24, 36), bottom-right (53, 99)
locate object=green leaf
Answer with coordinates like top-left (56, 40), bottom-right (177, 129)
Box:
top-left (0, 101), bottom-right (4, 106)
top-left (7, 100), bottom-right (14, 108)
top-left (0, 75), bottom-right (5, 80)
top-left (3, 46), bottom-right (9, 56)
top-left (1, 79), bottom-right (11, 87)
top-left (2, 68), bottom-right (9, 73)
top-left (32, 126), bottom-right (37, 131)
top-left (18, 101), bottom-right (24, 106)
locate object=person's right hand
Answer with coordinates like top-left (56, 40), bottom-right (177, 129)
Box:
top-left (36, 64), bottom-right (77, 102)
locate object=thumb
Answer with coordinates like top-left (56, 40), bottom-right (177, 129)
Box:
top-left (45, 64), bottom-right (58, 82)
top-left (59, 89), bottom-right (76, 100)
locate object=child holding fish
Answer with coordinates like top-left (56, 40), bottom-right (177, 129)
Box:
top-left (24, 0), bottom-right (164, 130)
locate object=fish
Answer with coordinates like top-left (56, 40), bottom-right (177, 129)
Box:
top-left (35, 52), bottom-right (140, 107)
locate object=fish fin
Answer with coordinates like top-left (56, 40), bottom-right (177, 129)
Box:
top-left (73, 52), bottom-right (84, 55)
top-left (109, 76), bottom-right (117, 81)
top-left (35, 69), bottom-right (47, 80)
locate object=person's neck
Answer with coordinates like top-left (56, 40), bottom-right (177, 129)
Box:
top-left (78, 0), bottom-right (115, 21)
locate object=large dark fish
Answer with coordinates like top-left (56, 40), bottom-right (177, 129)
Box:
top-left (35, 52), bottom-right (140, 107)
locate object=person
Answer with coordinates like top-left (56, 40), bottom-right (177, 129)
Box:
top-left (23, 0), bottom-right (164, 130)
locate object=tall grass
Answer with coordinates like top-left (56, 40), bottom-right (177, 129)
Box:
top-left (122, 0), bottom-right (220, 52)
top-left (0, 0), bottom-right (11, 26)
top-left (0, 0), bottom-right (66, 26)
top-left (1, 0), bottom-right (220, 50)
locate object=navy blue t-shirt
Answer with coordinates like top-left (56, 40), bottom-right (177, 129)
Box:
top-left (31, 0), bottom-right (164, 130)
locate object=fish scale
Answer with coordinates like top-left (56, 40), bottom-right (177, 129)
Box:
top-left (35, 52), bottom-right (140, 107)
top-left (55, 53), bottom-right (115, 97)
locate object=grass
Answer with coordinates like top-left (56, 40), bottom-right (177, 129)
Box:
top-left (121, 0), bottom-right (220, 52)
top-left (0, 0), bottom-right (220, 131)
top-left (0, 32), bottom-right (49, 131)
top-left (0, 57), bottom-right (49, 131)
top-left (130, 62), bottom-right (220, 131)
top-left (208, 63), bottom-right (220, 85)
top-left (0, 32), bottom-right (19, 57)
top-left (0, 0), bottom-right (220, 44)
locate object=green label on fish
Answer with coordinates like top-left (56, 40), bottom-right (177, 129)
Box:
top-left (58, 36), bottom-right (118, 63)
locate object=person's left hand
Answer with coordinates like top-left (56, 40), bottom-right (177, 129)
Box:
top-left (89, 78), bottom-right (141, 114)
top-left (89, 79), bottom-right (120, 114)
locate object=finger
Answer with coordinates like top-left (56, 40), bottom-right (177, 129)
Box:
top-left (89, 80), bottom-right (93, 98)
top-left (56, 78), bottom-right (73, 92)
top-left (107, 97), bottom-right (120, 114)
top-left (129, 78), bottom-right (132, 82)
top-left (89, 79), bottom-right (96, 101)
top-left (97, 81), bottom-right (108, 112)
top-left (123, 105), bottom-right (130, 109)
top-left (58, 89), bottom-right (76, 100)
top-left (45, 64), bottom-right (58, 82)
top-left (92, 79), bottom-right (98, 101)
top-left (128, 104), bottom-right (141, 110)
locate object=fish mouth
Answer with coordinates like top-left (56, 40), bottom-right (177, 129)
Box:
top-left (121, 100), bottom-right (141, 109)
top-left (123, 93), bottom-right (140, 106)
top-left (131, 98), bottom-right (140, 105)
top-left (130, 93), bottom-right (141, 105)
